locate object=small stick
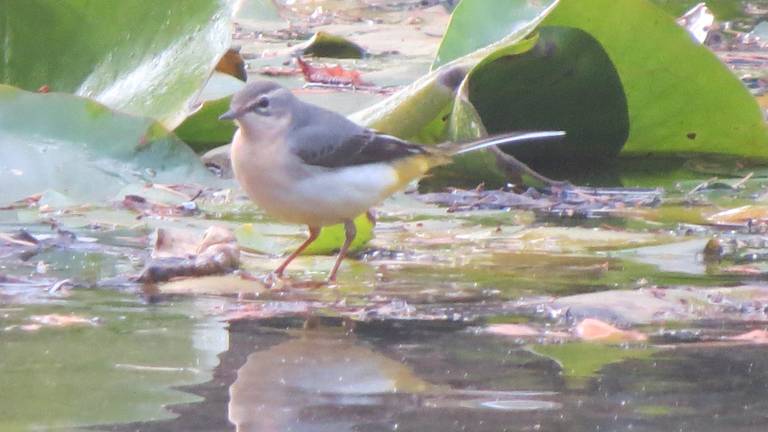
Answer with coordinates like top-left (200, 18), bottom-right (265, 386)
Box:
top-left (731, 172), bottom-right (754, 189)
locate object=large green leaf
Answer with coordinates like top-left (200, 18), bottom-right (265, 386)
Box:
top-left (353, 2), bottom-right (558, 138)
top-left (466, 27), bottom-right (628, 163)
top-left (432, 0), bottom-right (560, 69)
top-left (356, 1), bottom-right (562, 186)
top-left (358, 0), bottom-right (768, 186)
top-left (542, 0), bottom-right (768, 158)
top-left (0, 85), bottom-right (212, 204)
top-left (0, 0), bottom-right (234, 129)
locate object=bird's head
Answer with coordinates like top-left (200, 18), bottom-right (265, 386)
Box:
top-left (219, 80), bottom-right (296, 139)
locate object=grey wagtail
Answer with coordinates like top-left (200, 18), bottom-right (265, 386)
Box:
top-left (220, 80), bottom-right (564, 281)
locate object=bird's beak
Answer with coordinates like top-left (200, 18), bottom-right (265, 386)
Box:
top-left (219, 109), bottom-right (240, 121)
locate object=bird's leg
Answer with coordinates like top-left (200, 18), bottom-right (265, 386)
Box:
top-left (274, 225), bottom-right (320, 277)
top-left (328, 219), bottom-right (356, 282)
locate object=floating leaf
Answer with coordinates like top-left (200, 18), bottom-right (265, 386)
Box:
top-left (542, 0), bottom-right (768, 158)
top-left (0, 0), bottom-right (235, 129)
top-left (432, 0), bottom-right (559, 69)
top-left (235, 222), bottom-right (293, 255)
top-left (304, 213), bottom-right (375, 255)
top-left (0, 85), bottom-right (212, 204)
top-left (531, 342), bottom-right (656, 384)
top-left (295, 31), bottom-right (368, 59)
top-left (174, 72), bottom-right (245, 152)
top-left (356, 0), bottom-right (768, 186)
top-left (296, 57), bottom-right (371, 87)
top-left (464, 26), bottom-right (628, 166)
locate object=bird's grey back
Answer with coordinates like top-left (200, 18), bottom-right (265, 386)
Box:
top-left (286, 97), bottom-right (365, 157)
top-left (289, 98), bottom-right (363, 137)
top-left (287, 97), bottom-right (428, 169)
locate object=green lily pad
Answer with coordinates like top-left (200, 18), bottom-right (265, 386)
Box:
top-left (296, 31), bottom-right (368, 59)
top-left (542, 0), bottom-right (768, 159)
top-left (354, 1), bottom-right (564, 186)
top-left (531, 342), bottom-right (657, 386)
top-left (234, 213), bottom-right (374, 257)
top-left (0, 84), bottom-right (212, 204)
top-left (235, 222), bottom-right (294, 256)
top-left (0, 0), bottom-right (234, 129)
top-left (467, 27), bottom-right (629, 166)
top-left (175, 72), bottom-right (245, 153)
top-left (304, 213), bottom-right (375, 255)
top-left (432, 0), bottom-right (559, 69)
top-left (356, 0), bottom-right (768, 187)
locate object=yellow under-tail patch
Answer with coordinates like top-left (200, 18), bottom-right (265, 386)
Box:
top-left (386, 154), bottom-right (448, 195)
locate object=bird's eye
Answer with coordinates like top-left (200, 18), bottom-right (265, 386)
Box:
top-left (256, 96), bottom-right (270, 109)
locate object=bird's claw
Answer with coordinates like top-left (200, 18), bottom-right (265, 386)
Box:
top-left (261, 271), bottom-right (286, 290)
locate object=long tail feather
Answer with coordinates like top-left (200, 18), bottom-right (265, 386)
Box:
top-left (444, 131), bottom-right (566, 156)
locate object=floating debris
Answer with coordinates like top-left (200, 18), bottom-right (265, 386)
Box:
top-left (138, 226), bottom-right (240, 284)
top-left (418, 186), bottom-right (663, 218)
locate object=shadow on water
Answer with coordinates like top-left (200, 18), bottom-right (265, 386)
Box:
top-left (104, 318), bottom-right (768, 432)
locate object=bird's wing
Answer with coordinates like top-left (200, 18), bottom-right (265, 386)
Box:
top-left (291, 127), bottom-right (429, 169)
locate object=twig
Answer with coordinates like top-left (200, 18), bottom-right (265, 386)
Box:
top-left (687, 176), bottom-right (718, 195)
top-left (732, 172), bottom-right (754, 189)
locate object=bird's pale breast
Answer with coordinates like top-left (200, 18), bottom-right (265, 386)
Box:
top-left (231, 130), bottom-right (399, 226)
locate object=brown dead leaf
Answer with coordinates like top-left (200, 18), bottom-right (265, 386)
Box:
top-left (296, 57), bottom-right (370, 87)
top-left (574, 318), bottom-right (647, 342)
top-left (215, 47), bottom-right (247, 81)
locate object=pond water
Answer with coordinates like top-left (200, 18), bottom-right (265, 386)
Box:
top-left (3, 289), bottom-right (768, 431)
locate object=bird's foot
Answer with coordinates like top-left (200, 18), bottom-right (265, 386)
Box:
top-left (261, 271), bottom-right (286, 290)
top-left (259, 271), bottom-right (330, 290)
top-left (237, 270), bottom-right (265, 282)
